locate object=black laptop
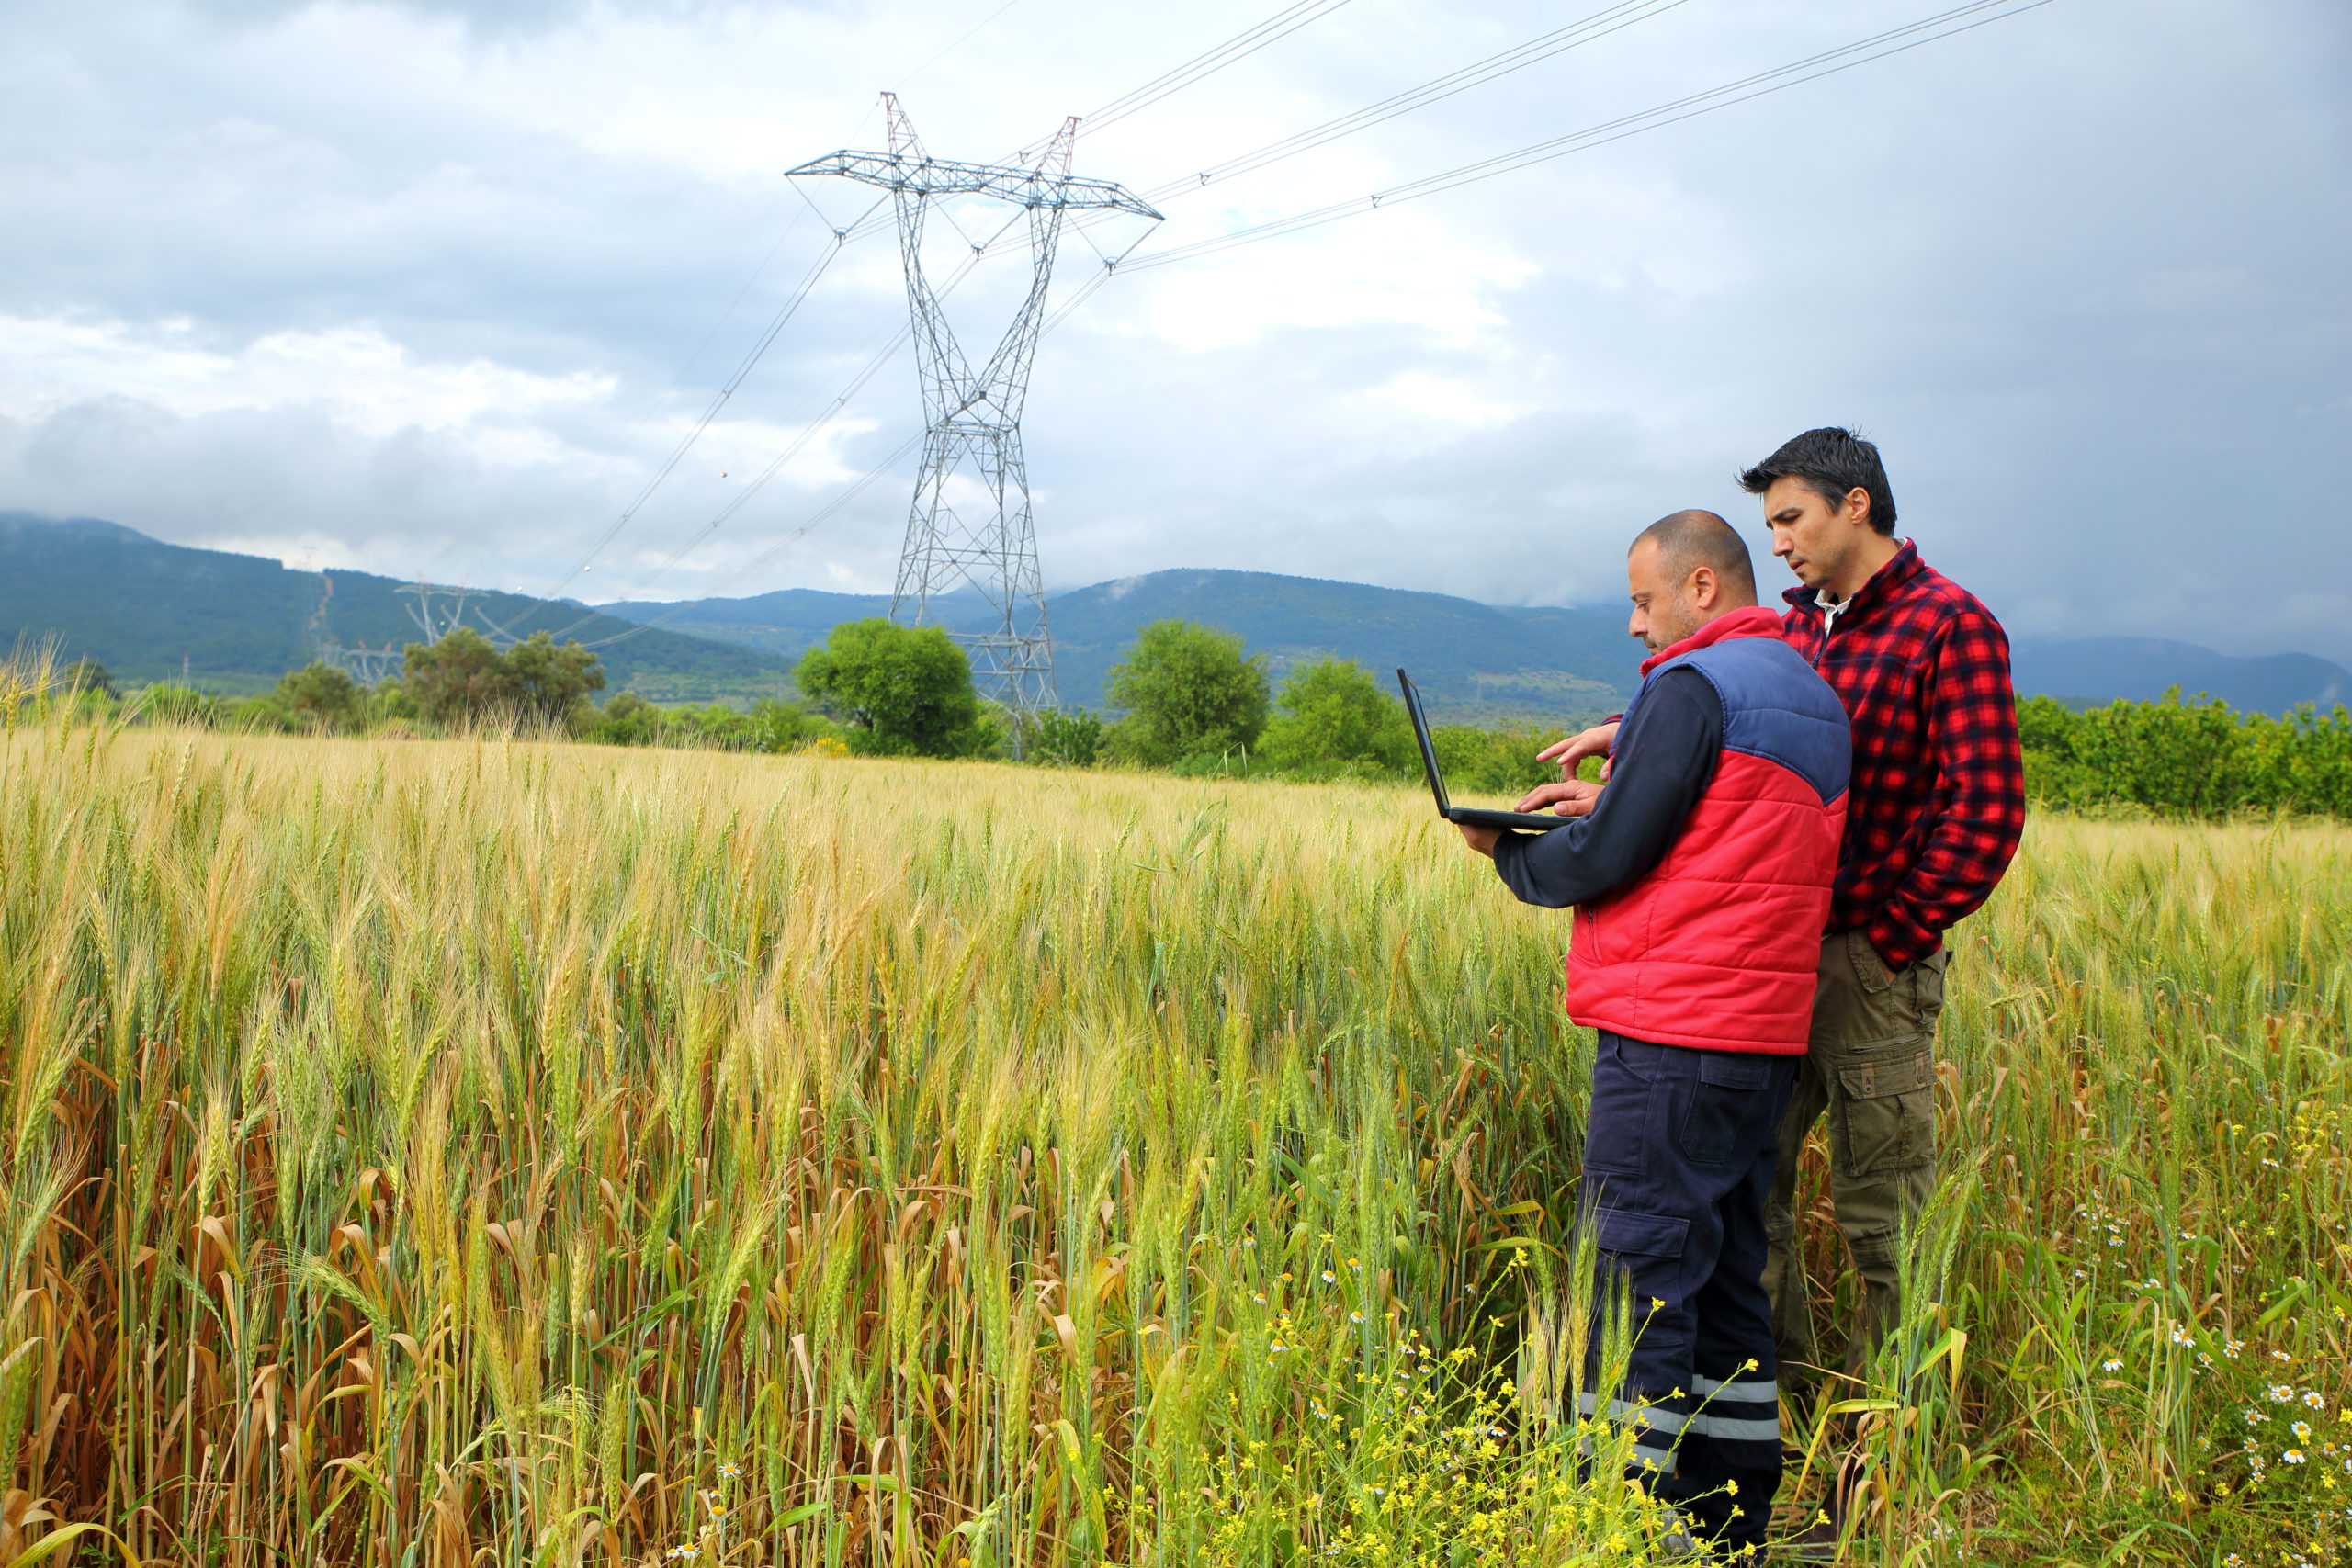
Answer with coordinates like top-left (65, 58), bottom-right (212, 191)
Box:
top-left (1396, 669), bottom-right (1574, 832)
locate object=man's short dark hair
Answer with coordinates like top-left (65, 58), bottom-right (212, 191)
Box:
top-left (1738, 427), bottom-right (1897, 535)
top-left (1633, 509), bottom-right (1758, 603)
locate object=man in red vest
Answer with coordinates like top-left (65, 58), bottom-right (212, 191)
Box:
top-left (1458, 509), bottom-right (1849, 1562)
top-left (1544, 433), bottom-right (2027, 1552)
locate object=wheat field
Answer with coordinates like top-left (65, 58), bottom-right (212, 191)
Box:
top-left (1, 714), bottom-right (2346, 1566)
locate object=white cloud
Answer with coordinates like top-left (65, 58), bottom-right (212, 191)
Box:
top-left (0, 0), bottom-right (2345, 659)
top-left (0, 314), bottom-right (612, 446)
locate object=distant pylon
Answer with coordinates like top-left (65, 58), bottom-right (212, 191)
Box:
top-left (788, 96), bottom-right (1161, 721)
top-left (394, 582), bottom-right (511, 648)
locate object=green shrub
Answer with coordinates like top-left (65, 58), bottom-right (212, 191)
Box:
top-left (135, 683), bottom-right (225, 728)
top-left (2018, 690), bottom-right (2352, 818)
top-left (583, 690), bottom-right (668, 747)
top-left (1027, 707), bottom-right (1106, 767)
top-left (1103, 619), bottom-right (1270, 767)
top-left (1259, 657), bottom-right (1415, 779)
top-left (402, 627), bottom-right (605, 730)
top-left (795, 619), bottom-right (988, 758)
top-left (1429, 724), bottom-right (1565, 797)
top-left (275, 661), bottom-right (366, 734)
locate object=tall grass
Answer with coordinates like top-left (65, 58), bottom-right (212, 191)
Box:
top-left (0, 711), bottom-right (2345, 1564)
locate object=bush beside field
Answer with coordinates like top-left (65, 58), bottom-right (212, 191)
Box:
top-left (2018, 690), bottom-right (2352, 818)
top-left (0, 697), bottom-right (2346, 1564)
top-left (45, 609), bottom-right (2352, 823)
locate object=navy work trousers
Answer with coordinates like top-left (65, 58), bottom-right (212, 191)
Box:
top-left (1577, 1032), bottom-right (1799, 1557)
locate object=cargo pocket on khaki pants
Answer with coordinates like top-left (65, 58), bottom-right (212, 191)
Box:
top-left (1834, 1046), bottom-right (1937, 1179)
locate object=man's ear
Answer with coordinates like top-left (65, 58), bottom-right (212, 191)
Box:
top-left (1688, 565), bottom-right (1718, 609)
top-left (1844, 486), bottom-right (1872, 529)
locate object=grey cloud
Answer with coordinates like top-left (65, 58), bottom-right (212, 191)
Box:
top-left (1, 0), bottom-right (2346, 658)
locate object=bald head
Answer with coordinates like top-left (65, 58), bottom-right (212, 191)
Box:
top-left (1631, 510), bottom-right (1758, 605)
top-left (1623, 509), bottom-right (1761, 653)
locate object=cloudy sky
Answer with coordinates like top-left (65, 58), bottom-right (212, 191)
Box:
top-left (3, 0), bottom-right (2346, 656)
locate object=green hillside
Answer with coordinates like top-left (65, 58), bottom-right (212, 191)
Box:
top-left (35, 515), bottom-right (2334, 725)
top-left (599, 587), bottom-right (903, 661)
top-left (605, 572), bottom-right (2352, 721)
top-left (0, 513), bottom-right (792, 700)
top-left (605, 570), bottom-right (1644, 723)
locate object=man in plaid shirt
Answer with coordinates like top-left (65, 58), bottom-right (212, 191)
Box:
top-left (1542, 428), bottom-right (2025, 1412)
top-left (1734, 426), bottom-right (2025, 1405)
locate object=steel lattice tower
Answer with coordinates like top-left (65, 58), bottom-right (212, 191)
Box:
top-left (789, 96), bottom-right (1160, 718)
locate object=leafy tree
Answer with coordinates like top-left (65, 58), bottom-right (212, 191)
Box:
top-left (63, 658), bottom-right (118, 699)
top-left (274, 661), bottom-right (366, 733)
top-left (401, 627), bottom-right (604, 729)
top-left (504, 630), bottom-right (606, 727)
top-left (137, 683), bottom-right (223, 728)
top-left (368, 679), bottom-right (416, 727)
top-left (228, 695), bottom-right (292, 733)
top-left (1103, 619), bottom-right (1269, 767)
top-left (1430, 723), bottom-right (1566, 795)
top-left (1259, 657), bottom-right (1415, 777)
top-left (2016, 689), bottom-right (2352, 818)
top-left (745, 698), bottom-right (836, 753)
top-left (401, 627), bottom-right (513, 725)
top-left (584, 690), bottom-right (667, 747)
top-left (1028, 707), bottom-right (1105, 767)
top-left (795, 618), bottom-right (987, 758)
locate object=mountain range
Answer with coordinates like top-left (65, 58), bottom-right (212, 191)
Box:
top-left (0, 513), bottom-right (789, 699)
top-left (4, 512), bottom-right (2347, 719)
top-left (603, 573), bottom-right (2352, 719)
top-left (601, 570), bottom-right (1639, 722)
top-left (2007, 637), bottom-right (2351, 715)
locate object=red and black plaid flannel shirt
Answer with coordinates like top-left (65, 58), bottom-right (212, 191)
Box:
top-left (1780, 540), bottom-right (2026, 966)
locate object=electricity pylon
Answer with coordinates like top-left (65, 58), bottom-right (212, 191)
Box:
top-left (788, 96), bottom-right (1160, 720)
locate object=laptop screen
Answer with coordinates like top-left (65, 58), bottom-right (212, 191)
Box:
top-left (1396, 670), bottom-right (1450, 815)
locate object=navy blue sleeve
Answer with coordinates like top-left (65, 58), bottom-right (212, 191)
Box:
top-left (1490, 668), bottom-right (1723, 908)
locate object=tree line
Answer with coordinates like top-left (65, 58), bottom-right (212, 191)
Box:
top-left (79, 616), bottom-right (1566, 789)
top-left (44, 626), bottom-right (2352, 819)
top-left (2018, 691), bottom-right (2352, 818)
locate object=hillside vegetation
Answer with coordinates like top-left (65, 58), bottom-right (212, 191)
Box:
top-left (0, 713), bottom-right (2346, 1565)
top-left (0, 513), bottom-right (789, 699)
top-left (610, 569), bottom-right (1639, 723)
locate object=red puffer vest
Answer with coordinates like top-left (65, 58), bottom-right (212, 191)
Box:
top-left (1567, 607), bottom-right (1850, 1055)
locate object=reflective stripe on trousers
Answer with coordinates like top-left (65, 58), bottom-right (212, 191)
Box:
top-left (1578, 1382), bottom-right (1781, 1460)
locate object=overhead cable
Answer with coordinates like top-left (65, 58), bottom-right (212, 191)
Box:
top-left (1131, 0), bottom-right (1690, 206)
top-left (825, 0), bottom-right (1360, 245)
top-left (1020, 0), bottom-right (1354, 157)
top-left (576, 433), bottom-right (925, 651)
top-left (531, 225), bottom-right (864, 610)
top-left (1116, 0), bottom-right (2061, 271)
top-left (651, 0), bottom-right (2064, 607)
top-left (560, 244), bottom-right (998, 632)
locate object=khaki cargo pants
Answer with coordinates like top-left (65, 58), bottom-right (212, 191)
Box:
top-left (1763, 929), bottom-right (1946, 1388)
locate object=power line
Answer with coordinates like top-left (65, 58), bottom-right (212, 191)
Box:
top-left (1130, 0), bottom-right (1690, 206)
top-left (1023, 0), bottom-right (1355, 154)
top-left (486, 0), bottom-right (1042, 625)
top-left (560, 322), bottom-right (916, 637)
top-left (554, 239), bottom-right (1012, 630)
top-left (899, 0), bottom-right (1027, 85)
top-left (578, 433), bottom-right (926, 651)
top-left (570, 1), bottom-right (1355, 615)
top-left (830, 0), bottom-right (1360, 246)
top-left (1117, 0), bottom-right (2062, 271)
top-left (645, 0), bottom-right (2063, 613)
top-left (529, 229), bottom-right (860, 610)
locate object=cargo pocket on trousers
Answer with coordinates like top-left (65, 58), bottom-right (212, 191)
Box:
top-left (1846, 929), bottom-right (1896, 995)
top-left (1912, 949), bottom-right (1949, 1029)
top-left (1595, 1208), bottom-right (1690, 1263)
top-left (1836, 1046), bottom-right (1936, 1178)
top-left (1679, 1052), bottom-right (1772, 1165)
